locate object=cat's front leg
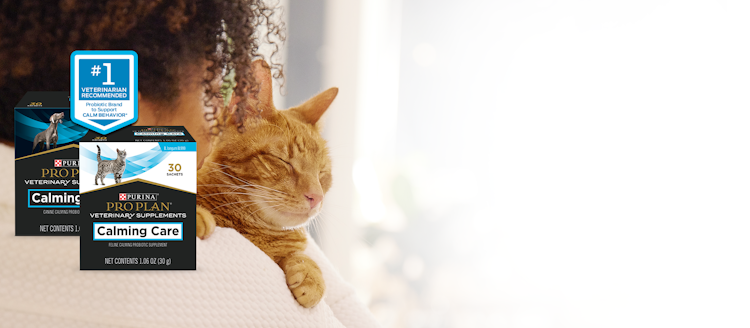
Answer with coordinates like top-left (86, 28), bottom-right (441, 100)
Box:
top-left (195, 205), bottom-right (216, 239)
top-left (279, 252), bottom-right (325, 308)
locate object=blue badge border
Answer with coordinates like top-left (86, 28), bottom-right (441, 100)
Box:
top-left (70, 50), bottom-right (138, 135)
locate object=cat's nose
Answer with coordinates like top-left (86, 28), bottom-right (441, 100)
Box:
top-left (305, 193), bottom-right (323, 209)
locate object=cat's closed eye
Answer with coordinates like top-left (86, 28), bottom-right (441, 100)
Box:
top-left (253, 154), bottom-right (292, 174)
top-left (274, 156), bottom-right (293, 170)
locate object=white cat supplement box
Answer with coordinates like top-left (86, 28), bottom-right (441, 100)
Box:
top-left (14, 91), bottom-right (88, 236)
top-left (78, 126), bottom-right (196, 270)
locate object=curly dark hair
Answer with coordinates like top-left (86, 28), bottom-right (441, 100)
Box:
top-left (0, 0), bottom-right (285, 141)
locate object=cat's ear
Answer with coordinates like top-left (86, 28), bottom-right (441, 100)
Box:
top-left (222, 59), bottom-right (276, 126)
top-left (291, 87), bottom-right (339, 125)
top-left (250, 59), bottom-right (274, 116)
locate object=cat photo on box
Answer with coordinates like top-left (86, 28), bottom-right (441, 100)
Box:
top-left (94, 145), bottom-right (126, 185)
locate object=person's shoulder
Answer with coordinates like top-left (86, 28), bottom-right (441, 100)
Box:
top-left (197, 227), bottom-right (274, 264)
top-left (0, 143), bottom-right (14, 218)
top-left (0, 225), bottom-right (346, 327)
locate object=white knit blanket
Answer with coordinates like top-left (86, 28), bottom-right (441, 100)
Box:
top-left (0, 144), bottom-right (380, 328)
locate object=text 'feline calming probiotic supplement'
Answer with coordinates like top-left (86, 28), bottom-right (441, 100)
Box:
top-left (79, 126), bottom-right (196, 270)
top-left (14, 92), bottom-right (88, 236)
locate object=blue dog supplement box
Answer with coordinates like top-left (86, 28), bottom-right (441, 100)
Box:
top-left (14, 92), bottom-right (88, 236)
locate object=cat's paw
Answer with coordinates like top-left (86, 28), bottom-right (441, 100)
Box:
top-left (280, 253), bottom-right (325, 308)
top-left (196, 205), bottom-right (216, 239)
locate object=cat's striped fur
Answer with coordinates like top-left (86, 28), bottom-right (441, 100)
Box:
top-left (196, 60), bottom-right (338, 308)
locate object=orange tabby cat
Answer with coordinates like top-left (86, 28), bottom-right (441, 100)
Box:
top-left (195, 59), bottom-right (338, 308)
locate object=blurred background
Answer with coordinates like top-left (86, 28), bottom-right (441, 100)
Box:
top-left (277, 0), bottom-right (750, 327)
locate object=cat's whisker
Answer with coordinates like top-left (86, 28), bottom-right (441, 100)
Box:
top-left (199, 185), bottom-right (249, 195)
top-left (249, 204), bottom-right (286, 216)
top-left (202, 191), bottom-right (286, 203)
top-left (304, 209), bottom-right (320, 229)
top-left (199, 191), bottom-right (285, 201)
top-left (211, 195), bottom-right (286, 211)
top-left (306, 212), bottom-right (328, 248)
top-left (210, 168), bottom-right (254, 186)
top-left (315, 213), bottom-right (328, 236)
top-left (198, 183), bottom-right (287, 200)
top-left (199, 183), bottom-right (256, 189)
top-left (308, 214), bottom-right (323, 238)
top-left (199, 183), bottom-right (273, 194)
top-left (235, 180), bottom-right (290, 196)
top-left (205, 164), bottom-right (291, 195)
top-left (210, 199), bottom-right (277, 211)
top-left (315, 209), bottom-right (335, 233)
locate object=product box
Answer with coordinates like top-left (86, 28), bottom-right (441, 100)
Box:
top-left (14, 91), bottom-right (88, 235)
top-left (78, 126), bottom-right (196, 270)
